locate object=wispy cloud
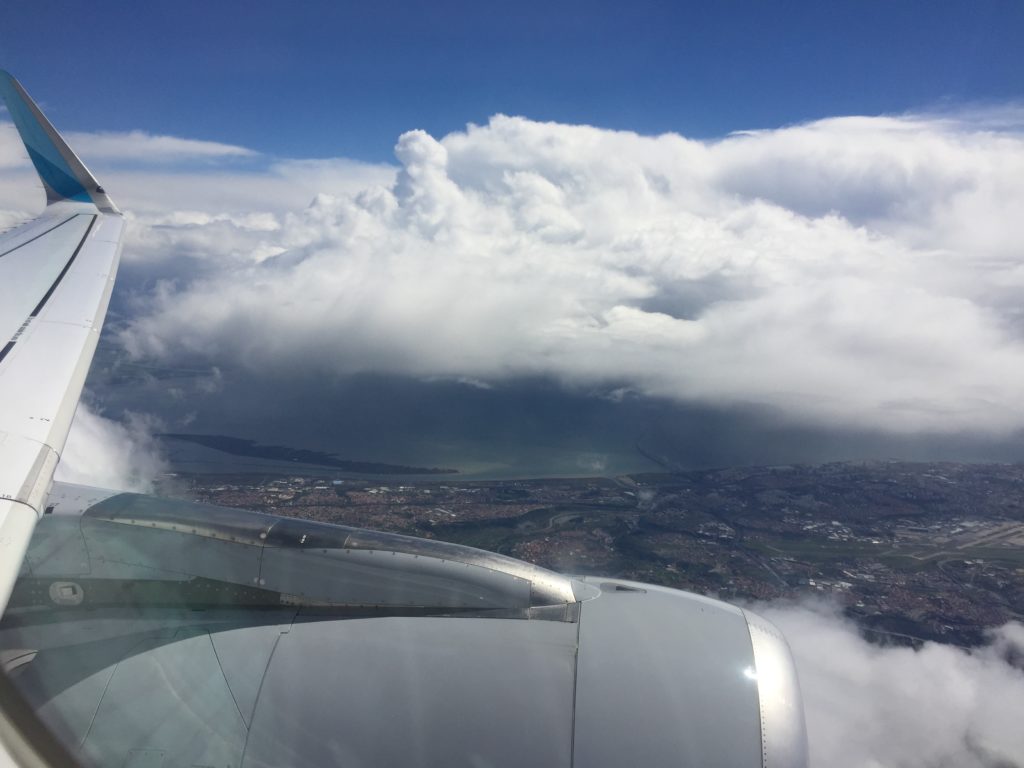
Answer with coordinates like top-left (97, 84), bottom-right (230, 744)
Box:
top-left (66, 129), bottom-right (257, 163)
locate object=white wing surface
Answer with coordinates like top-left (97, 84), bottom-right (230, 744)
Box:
top-left (0, 71), bottom-right (124, 614)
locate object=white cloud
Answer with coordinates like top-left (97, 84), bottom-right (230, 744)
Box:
top-left (0, 121), bottom-right (395, 216)
top-left (100, 110), bottom-right (1024, 434)
top-left (56, 403), bottom-right (168, 492)
top-left (759, 600), bottom-right (1024, 768)
top-left (4, 110), bottom-right (1024, 434)
top-left (64, 129), bottom-right (257, 162)
top-left (102, 159), bottom-right (396, 217)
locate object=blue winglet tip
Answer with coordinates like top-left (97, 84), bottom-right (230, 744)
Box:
top-left (0, 70), bottom-right (116, 211)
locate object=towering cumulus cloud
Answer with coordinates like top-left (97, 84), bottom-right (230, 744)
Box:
top-left (106, 109), bottom-right (1024, 434)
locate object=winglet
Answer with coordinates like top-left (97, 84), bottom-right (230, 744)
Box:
top-left (0, 70), bottom-right (118, 213)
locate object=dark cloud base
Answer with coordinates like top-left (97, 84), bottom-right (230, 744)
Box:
top-left (87, 353), bottom-right (1024, 478)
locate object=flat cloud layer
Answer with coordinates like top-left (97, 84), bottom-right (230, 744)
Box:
top-left (65, 130), bottom-right (257, 162)
top-left (761, 600), bottom-right (1024, 768)
top-left (93, 109), bottom-right (1023, 434)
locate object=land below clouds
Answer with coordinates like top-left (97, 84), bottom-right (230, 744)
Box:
top-left (171, 459), bottom-right (1024, 649)
top-left (159, 433), bottom-right (457, 475)
top-left (90, 357), bottom-right (1024, 480)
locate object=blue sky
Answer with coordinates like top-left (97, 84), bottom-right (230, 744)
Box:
top-left (2, 0), bottom-right (1022, 162)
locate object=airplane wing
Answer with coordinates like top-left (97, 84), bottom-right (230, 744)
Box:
top-left (0, 71), bottom-right (123, 616)
top-left (0, 75), bottom-right (808, 768)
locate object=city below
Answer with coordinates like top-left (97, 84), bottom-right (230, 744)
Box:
top-left (163, 460), bottom-right (1024, 648)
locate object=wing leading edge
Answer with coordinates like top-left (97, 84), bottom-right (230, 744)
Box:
top-left (0, 72), bottom-right (124, 616)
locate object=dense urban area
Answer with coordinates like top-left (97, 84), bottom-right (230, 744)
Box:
top-left (174, 461), bottom-right (1024, 648)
